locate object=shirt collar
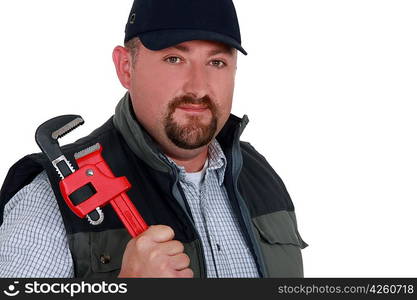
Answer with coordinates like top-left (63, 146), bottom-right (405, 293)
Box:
top-left (207, 138), bottom-right (227, 185)
top-left (162, 138), bottom-right (227, 185)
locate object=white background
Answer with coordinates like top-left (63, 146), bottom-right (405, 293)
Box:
top-left (0, 1), bottom-right (416, 277)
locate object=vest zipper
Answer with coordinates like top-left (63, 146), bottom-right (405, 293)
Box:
top-left (230, 118), bottom-right (268, 278)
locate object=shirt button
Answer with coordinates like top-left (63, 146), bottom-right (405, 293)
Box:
top-left (216, 244), bottom-right (221, 252)
top-left (100, 254), bottom-right (111, 264)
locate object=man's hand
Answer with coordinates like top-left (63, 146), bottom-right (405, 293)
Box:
top-left (118, 225), bottom-right (193, 278)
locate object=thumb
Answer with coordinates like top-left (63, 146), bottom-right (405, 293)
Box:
top-left (143, 225), bottom-right (175, 243)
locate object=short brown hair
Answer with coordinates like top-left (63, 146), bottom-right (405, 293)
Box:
top-left (124, 37), bottom-right (142, 66)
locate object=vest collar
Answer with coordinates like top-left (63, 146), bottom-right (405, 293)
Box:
top-left (113, 92), bottom-right (249, 173)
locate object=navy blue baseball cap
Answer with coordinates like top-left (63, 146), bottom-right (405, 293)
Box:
top-left (124, 0), bottom-right (247, 55)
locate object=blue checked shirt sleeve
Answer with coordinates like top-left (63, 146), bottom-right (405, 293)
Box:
top-left (0, 171), bottom-right (74, 278)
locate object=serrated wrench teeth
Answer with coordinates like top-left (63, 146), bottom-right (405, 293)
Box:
top-left (51, 117), bottom-right (84, 140)
top-left (74, 143), bottom-right (101, 160)
top-left (51, 155), bottom-right (76, 180)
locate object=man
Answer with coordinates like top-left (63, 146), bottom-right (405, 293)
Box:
top-left (0, 0), bottom-right (307, 278)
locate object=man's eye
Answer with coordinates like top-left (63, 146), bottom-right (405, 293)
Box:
top-left (210, 60), bottom-right (226, 68)
top-left (165, 56), bottom-right (182, 64)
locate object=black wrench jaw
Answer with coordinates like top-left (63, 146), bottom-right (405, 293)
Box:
top-left (35, 115), bottom-right (83, 179)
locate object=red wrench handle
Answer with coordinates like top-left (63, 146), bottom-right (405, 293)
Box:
top-left (110, 193), bottom-right (148, 237)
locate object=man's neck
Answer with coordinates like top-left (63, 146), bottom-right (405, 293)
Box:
top-left (166, 146), bottom-right (209, 173)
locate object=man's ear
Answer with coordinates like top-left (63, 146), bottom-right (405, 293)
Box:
top-left (112, 46), bottom-right (133, 89)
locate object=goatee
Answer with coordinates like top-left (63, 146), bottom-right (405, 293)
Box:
top-left (164, 95), bottom-right (218, 149)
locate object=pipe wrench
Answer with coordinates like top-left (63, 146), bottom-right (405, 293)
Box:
top-left (35, 115), bottom-right (148, 237)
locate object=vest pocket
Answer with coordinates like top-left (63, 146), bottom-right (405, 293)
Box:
top-left (252, 210), bottom-right (308, 277)
top-left (90, 229), bottom-right (131, 274)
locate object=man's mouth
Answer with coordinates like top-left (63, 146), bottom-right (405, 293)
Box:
top-left (176, 104), bottom-right (209, 112)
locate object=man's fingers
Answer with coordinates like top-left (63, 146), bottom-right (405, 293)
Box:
top-left (119, 224), bottom-right (192, 278)
top-left (169, 253), bottom-right (191, 270)
top-left (175, 268), bottom-right (194, 278)
top-left (155, 240), bottom-right (185, 256)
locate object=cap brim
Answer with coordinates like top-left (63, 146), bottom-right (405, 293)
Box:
top-left (138, 29), bottom-right (247, 55)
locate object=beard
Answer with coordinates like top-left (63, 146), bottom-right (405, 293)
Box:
top-left (164, 95), bottom-right (218, 150)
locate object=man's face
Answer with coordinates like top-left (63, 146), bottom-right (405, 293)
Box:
top-left (126, 40), bottom-right (237, 155)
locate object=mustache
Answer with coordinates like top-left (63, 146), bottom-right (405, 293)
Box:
top-left (168, 95), bottom-right (216, 112)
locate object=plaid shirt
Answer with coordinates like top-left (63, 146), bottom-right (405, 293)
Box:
top-left (164, 139), bottom-right (259, 278)
top-left (0, 171), bottom-right (73, 277)
top-left (0, 140), bottom-right (258, 278)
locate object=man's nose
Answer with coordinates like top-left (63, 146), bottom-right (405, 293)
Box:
top-left (182, 64), bottom-right (210, 99)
